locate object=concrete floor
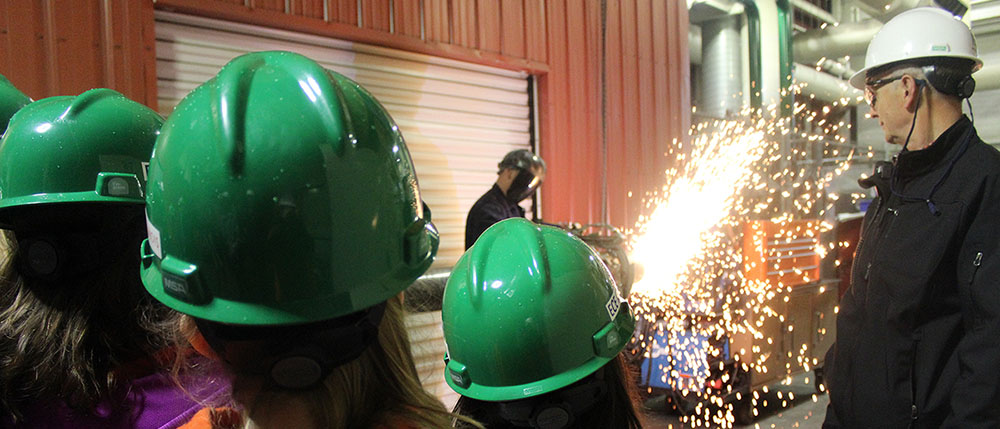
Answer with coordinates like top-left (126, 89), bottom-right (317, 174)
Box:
top-left (639, 373), bottom-right (829, 429)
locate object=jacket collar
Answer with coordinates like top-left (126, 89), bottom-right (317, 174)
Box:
top-left (894, 115), bottom-right (972, 179)
top-left (489, 183), bottom-right (521, 208)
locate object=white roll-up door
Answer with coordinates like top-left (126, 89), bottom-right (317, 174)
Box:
top-left (154, 11), bottom-right (532, 269)
top-left (154, 11), bottom-right (532, 411)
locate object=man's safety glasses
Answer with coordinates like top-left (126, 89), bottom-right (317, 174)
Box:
top-left (863, 75), bottom-right (903, 109)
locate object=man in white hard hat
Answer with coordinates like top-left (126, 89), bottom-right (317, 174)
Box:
top-left (824, 7), bottom-right (1000, 428)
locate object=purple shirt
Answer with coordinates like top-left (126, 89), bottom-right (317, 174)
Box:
top-left (4, 360), bottom-right (229, 429)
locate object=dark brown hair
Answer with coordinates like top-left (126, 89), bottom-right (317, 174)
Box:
top-left (0, 207), bottom-right (177, 422)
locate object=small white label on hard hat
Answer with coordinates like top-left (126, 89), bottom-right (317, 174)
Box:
top-left (607, 330), bottom-right (620, 349)
top-left (606, 295), bottom-right (621, 321)
top-left (449, 370), bottom-right (464, 385)
top-left (146, 211), bottom-right (162, 259)
top-left (108, 177), bottom-right (129, 196)
top-left (163, 275), bottom-right (187, 297)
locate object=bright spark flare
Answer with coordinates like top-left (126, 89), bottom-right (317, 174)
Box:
top-left (626, 103), bottom-right (857, 428)
top-left (631, 122), bottom-right (767, 297)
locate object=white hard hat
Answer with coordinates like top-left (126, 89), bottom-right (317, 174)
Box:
top-left (849, 7), bottom-right (982, 89)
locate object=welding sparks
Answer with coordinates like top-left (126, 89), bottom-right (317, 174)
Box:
top-left (631, 120), bottom-right (767, 297)
top-left (626, 104), bottom-right (856, 427)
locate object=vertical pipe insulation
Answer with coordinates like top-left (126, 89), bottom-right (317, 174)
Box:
top-left (701, 15), bottom-right (744, 118)
top-left (776, 0), bottom-right (794, 117)
top-left (735, 0), bottom-right (762, 112)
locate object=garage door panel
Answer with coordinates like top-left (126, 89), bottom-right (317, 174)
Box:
top-left (157, 20), bottom-right (528, 92)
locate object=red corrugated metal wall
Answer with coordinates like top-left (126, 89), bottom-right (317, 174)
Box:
top-left (0, 0), bottom-right (157, 105)
top-left (538, 0), bottom-right (690, 228)
top-left (0, 0), bottom-right (689, 231)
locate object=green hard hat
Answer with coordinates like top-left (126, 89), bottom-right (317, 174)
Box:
top-left (442, 218), bottom-right (635, 401)
top-left (0, 74), bottom-right (31, 136)
top-left (0, 88), bottom-right (162, 227)
top-left (141, 51), bottom-right (439, 326)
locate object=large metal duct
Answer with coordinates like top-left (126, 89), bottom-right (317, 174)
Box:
top-left (792, 0), bottom-right (943, 75)
top-left (701, 14), bottom-right (744, 118)
top-left (793, 20), bottom-right (882, 66)
top-left (817, 58), bottom-right (857, 79)
top-left (793, 63), bottom-right (864, 105)
top-left (973, 65), bottom-right (1000, 91)
top-left (854, 0), bottom-right (932, 21)
top-left (791, 59), bottom-right (1000, 104)
top-left (690, 25), bottom-right (703, 65)
top-left (792, 0), bottom-right (837, 24)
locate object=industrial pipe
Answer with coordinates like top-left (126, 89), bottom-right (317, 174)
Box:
top-left (793, 63), bottom-right (863, 106)
top-left (817, 58), bottom-right (857, 80)
top-left (793, 20), bottom-right (882, 66)
top-left (690, 26), bottom-right (702, 66)
top-left (973, 65), bottom-right (1000, 92)
top-left (854, 0), bottom-right (929, 22)
top-left (702, 15), bottom-right (745, 118)
top-left (735, 0), bottom-right (762, 111)
top-left (777, 0), bottom-right (794, 116)
top-left (791, 0), bottom-right (837, 25)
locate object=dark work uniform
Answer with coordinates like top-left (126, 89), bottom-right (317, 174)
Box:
top-left (823, 116), bottom-right (1000, 428)
top-left (464, 184), bottom-right (525, 250)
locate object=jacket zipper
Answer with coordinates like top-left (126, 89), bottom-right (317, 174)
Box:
top-left (969, 251), bottom-right (985, 328)
top-left (971, 251), bottom-right (983, 283)
top-left (910, 340), bottom-right (919, 427)
top-left (852, 195), bottom-right (886, 300)
top-left (860, 203), bottom-right (899, 307)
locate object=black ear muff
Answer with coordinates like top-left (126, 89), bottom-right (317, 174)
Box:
top-left (923, 65), bottom-right (976, 99)
top-left (269, 346), bottom-right (329, 390)
top-left (496, 367), bottom-right (609, 429)
top-left (16, 232), bottom-right (107, 283)
top-left (18, 236), bottom-right (64, 280)
top-left (11, 205), bottom-right (145, 283)
top-left (531, 405), bottom-right (573, 429)
top-left (956, 75), bottom-right (976, 99)
top-left (267, 307), bottom-right (381, 389)
top-left (195, 302), bottom-right (387, 390)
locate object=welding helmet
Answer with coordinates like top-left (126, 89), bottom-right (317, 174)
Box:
top-left (0, 74), bottom-right (31, 136)
top-left (850, 7), bottom-right (981, 90)
top-left (141, 51), bottom-right (438, 326)
top-left (442, 218), bottom-right (634, 403)
top-left (498, 149), bottom-right (546, 204)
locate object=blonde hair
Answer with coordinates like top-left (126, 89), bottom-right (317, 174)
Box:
top-left (185, 295), bottom-right (478, 429)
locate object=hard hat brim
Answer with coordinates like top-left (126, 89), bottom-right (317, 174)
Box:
top-left (0, 192), bottom-right (144, 228)
top-left (850, 53), bottom-right (983, 89)
top-left (446, 353), bottom-right (615, 402)
top-left (140, 253), bottom-right (418, 326)
top-left (444, 304), bottom-right (635, 402)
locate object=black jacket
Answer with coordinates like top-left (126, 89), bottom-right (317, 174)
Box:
top-left (824, 116), bottom-right (1000, 428)
top-left (464, 184), bottom-right (525, 250)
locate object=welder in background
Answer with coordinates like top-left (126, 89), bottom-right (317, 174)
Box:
top-left (464, 149), bottom-right (546, 250)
